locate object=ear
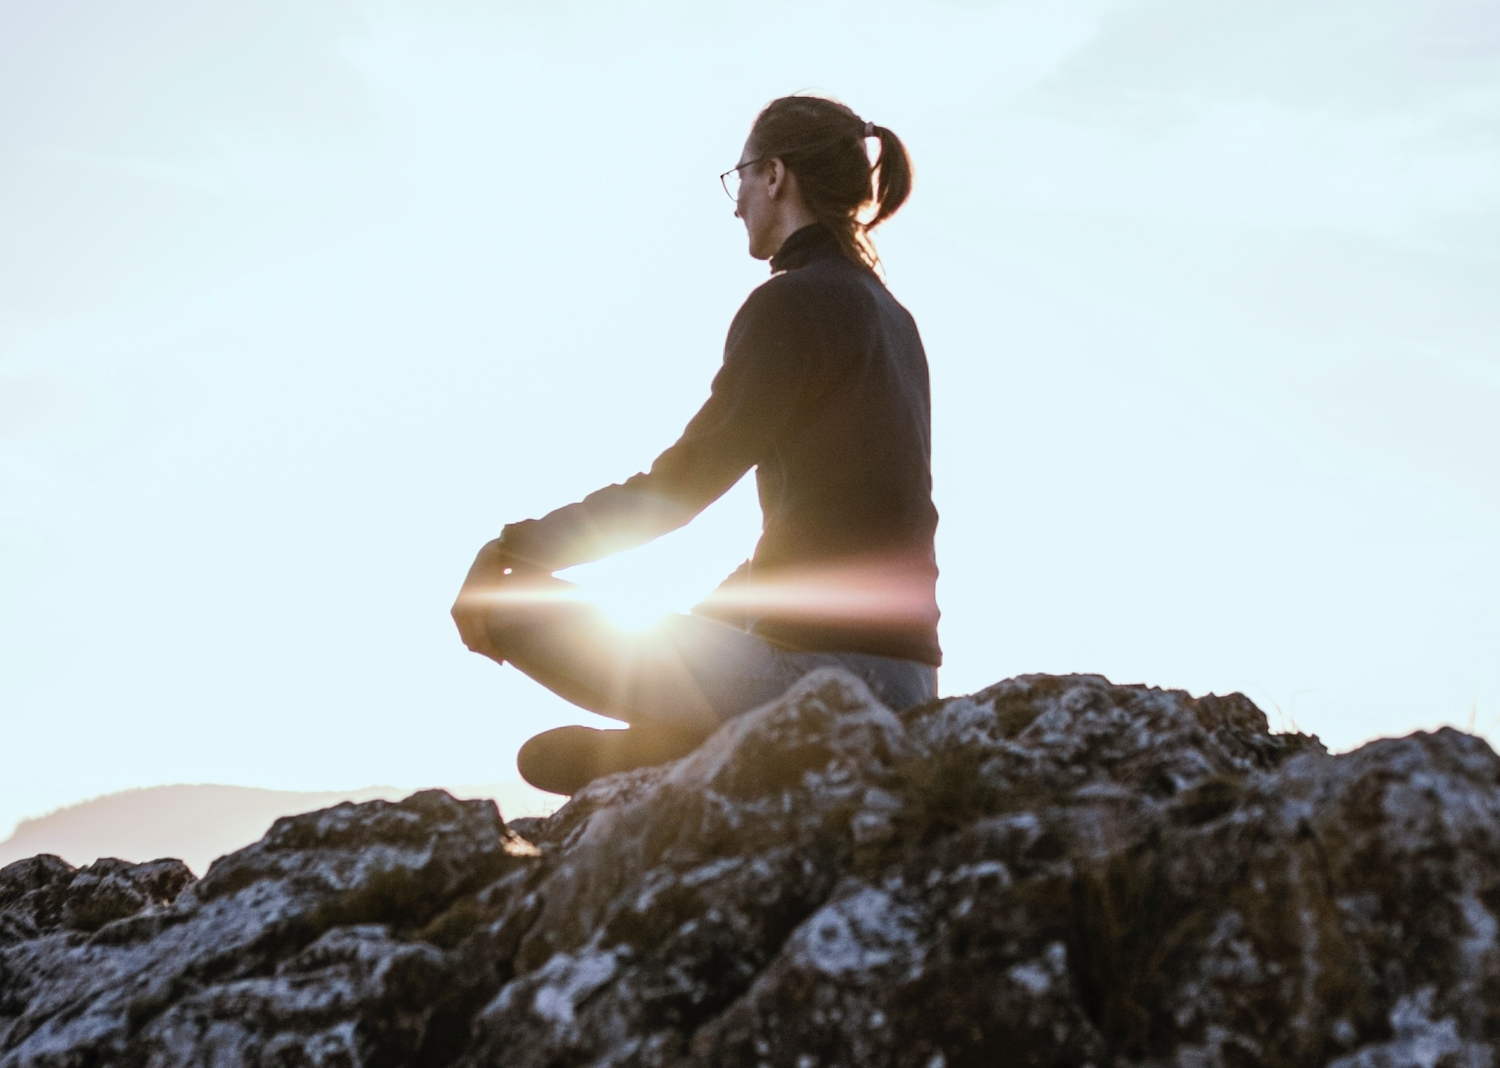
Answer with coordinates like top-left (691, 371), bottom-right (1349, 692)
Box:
top-left (765, 158), bottom-right (788, 200)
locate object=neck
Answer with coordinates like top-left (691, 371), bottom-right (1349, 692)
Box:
top-left (762, 203), bottom-right (820, 260)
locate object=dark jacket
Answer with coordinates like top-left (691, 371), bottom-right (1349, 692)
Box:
top-left (500, 224), bottom-right (941, 665)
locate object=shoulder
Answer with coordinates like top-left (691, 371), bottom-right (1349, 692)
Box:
top-left (726, 271), bottom-right (808, 344)
top-left (735, 258), bottom-right (881, 329)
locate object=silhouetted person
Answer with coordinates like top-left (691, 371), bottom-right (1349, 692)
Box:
top-left (452, 95), bottom-right (939, 795)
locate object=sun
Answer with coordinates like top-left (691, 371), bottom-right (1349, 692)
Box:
top-left (576, 574), bottom-right (677, 633)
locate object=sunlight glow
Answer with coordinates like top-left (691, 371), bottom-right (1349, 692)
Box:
top-left (472, 576), bottom-right (677, 633)
top-left (470, 557), bottom-right (939, 635)
top-left (586, 582), bottom-right (676, 633)
top-left (553, 568), bottom-right (685, 632)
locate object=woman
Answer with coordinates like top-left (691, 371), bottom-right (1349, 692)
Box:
top-left (451, 94), bottom-right (940, 795)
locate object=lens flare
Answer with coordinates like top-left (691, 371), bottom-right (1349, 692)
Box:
top-left (470, 576), bottom-right (674, 633)
top-left (469, 554), bottom-right (936, 636)
top-left (695, 558), bottom-right (939, 628)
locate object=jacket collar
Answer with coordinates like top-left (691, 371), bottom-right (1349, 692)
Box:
top-left (769, 224), bottom-right (843, 273)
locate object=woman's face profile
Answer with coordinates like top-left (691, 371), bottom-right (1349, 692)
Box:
top-left (733, 138), bottom-right (779, 261)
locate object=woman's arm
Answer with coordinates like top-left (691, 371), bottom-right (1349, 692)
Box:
top-left (452, 281), bottom-right (821, 657)
top-left (498, 282), bottom-right (821, 571)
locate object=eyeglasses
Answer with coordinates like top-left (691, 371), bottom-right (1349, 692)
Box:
top-left (719, 157), bottom-right (764, 201)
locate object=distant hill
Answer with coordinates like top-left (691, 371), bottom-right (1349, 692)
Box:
top-left (0, 781), bottom-right (561, 876)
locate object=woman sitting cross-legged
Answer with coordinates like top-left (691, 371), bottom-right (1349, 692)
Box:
top-left (451, 93), bottom-right (941, 796)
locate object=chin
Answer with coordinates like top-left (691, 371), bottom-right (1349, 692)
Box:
top-left (740, 222), bottom-right (773, 261)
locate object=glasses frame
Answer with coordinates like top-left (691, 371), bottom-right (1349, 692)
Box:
top-left (719, 157), bottom-right (766, 201)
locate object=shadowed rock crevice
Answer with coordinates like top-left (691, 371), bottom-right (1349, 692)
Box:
top-left (3, 669), bottom-right (1497, 1067)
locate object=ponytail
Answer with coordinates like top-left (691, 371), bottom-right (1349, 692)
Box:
top-left (747, 95), bottom-right (914, 272)
top-left (869, 125), bottom-right (912, 229)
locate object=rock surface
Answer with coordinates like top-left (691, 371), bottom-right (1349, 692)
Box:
top-left (3, 668), bottom-right (1498, 1067)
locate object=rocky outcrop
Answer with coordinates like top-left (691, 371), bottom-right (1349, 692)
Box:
top-left (3, 669), bottom-right (1498, 1067)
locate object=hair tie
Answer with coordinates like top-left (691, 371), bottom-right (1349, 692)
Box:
top-left (863, 121), bottom-right (876, 138)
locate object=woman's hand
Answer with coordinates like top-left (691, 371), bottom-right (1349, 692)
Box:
top-left (451, 537), bottom-right (519, 662)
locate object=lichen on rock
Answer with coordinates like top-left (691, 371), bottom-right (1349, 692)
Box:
top-left (3, 668), bottom-right (1497, 1067)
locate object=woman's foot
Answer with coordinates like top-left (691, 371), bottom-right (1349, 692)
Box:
top-left (517, 724), bottom-right (706, 796)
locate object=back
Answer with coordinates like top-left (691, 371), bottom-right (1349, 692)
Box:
top-left (712, 225), bottom-right (941, 664)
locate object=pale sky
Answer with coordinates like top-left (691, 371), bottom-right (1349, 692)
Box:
top-left (2, 0), bottom-right (1497, 837)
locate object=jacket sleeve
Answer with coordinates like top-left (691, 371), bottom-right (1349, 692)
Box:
top-left (498, 280), bottom-right (821, 571)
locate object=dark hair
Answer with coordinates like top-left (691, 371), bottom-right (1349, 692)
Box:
top-left (747, 94), bottom-right (913, 271)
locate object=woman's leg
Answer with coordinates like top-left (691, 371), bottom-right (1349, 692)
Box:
top-left (485, 573), bottom-right (939, 792)
top-left (486, 572), bottom-right (938, 725)
top-left (483, 572), bottom-right (775, 737)
top-left (485, 573), bottom-right (789, 793)
top-left (821, 651), bottom-right (939, 711)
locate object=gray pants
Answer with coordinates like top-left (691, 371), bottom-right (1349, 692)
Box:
top-left (485, 574), bottom-right (937, 737)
